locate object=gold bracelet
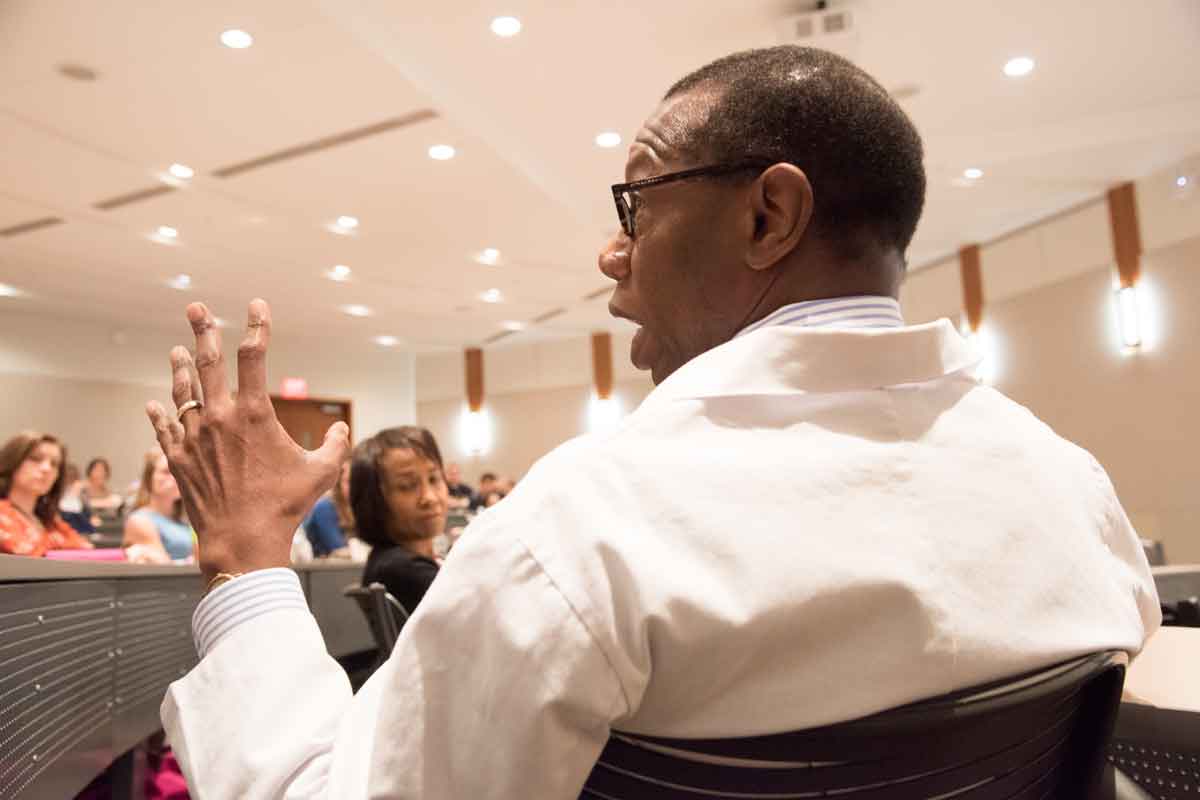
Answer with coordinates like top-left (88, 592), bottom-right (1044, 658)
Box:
top-left (203, 571), bottom-right (244, 597)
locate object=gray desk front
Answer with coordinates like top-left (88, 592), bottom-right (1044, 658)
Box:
top-left (0, 556), bottom-right (372, 800)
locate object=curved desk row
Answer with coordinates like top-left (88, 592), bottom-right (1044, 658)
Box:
top-left (0, 556), bottom-right (371, 800)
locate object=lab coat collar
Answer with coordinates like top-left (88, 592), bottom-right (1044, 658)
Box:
top-left (641, 318), bottom-right (981, 405)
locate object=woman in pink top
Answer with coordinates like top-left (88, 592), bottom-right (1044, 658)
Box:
top-left (0, 431), bottom-right (91, 557)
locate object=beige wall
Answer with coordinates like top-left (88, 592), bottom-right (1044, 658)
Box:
top-left (0, 372), bottom-right (173, 489)
top-left (416, 329), bottom-right (654, 480)
top-left (417, 377), bottom-right (653, 482)
top-left (986, 235), bottom-right (1200, 563)
top-left (0, 309), bottom-right (417, 487)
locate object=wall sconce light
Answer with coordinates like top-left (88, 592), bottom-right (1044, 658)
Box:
top-left (459, 406), bottom-right (493, 456)
top-left (1116, 284), bottom-right (1142, 352)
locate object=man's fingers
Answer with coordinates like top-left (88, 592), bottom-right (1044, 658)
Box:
top-left (313, 421), bottom-right (351, 470)
top-left (170, 347), bottom-right (202, 439)
top-left (145, 401), bottom-right (184, 451)
top-left (237, 299), bottom-right (272, 400)
top-left (187, 302), bottom-right (231, 408)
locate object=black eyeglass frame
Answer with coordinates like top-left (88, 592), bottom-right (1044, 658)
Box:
top-left (610, 159), bottom-right (775, 238)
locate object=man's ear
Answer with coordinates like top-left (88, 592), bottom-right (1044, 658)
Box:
top-left (744, 164), bottom-right (813, 272)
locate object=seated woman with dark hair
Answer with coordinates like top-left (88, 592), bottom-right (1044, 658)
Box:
top-left (350, 426), bottom-right (449, 615)
top-left (0, 431), bottom-right (92, 556)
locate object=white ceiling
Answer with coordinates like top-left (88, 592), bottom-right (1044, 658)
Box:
top-left (0, 0), bottom-right (1197, 352)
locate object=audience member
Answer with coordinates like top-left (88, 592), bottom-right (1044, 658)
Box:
top-left (469, 471), bottom-right (499, 511)
top-left (122, 448), bottom-right (160, 509)
top-left (123, 451), bottom-right (193, 562)
top-left (81, 457), bottom-right (125, 520)
top-left (443, 462), bottom-right (474, 509)
top-left (350, 426), bottom-right (448, 615)
top-left (57, 462), bottom-right (95, 534)
top-left (302, 460), bottom-right (355, 557)
top-left (0, 432), bottom-right (93, 556)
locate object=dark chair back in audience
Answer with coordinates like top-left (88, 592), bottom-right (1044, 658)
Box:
top-left (1142, 539), bottom-right (1167, 567)
top-left (342, 582), bottom-right (409, 655)
top-left (581, 651), bottom-right (1140, 800)
top-left (1107, 701), bottom-right (1200, 800)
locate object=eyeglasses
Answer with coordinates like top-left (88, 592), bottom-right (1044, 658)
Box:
top-left (610, 160), bottom-right (774, 239)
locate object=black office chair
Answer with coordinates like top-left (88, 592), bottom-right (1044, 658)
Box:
top-left (342, 582), bottom-right (410, 654)
top-left (581, 651), bottom-right (1147, 799)
top-left (1160, 598), bottom-right (1200, 628)
top-left (1107, 701), bottom-right (1200, 799)
top-left (1141, 540), bottom-right (1166, 567)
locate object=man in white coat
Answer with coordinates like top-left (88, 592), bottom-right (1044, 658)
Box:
top-left (148, 46), bottom-right (1159, 798)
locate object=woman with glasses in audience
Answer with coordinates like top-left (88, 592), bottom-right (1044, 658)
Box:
top-left (0, 432), bottom-right (92, 556)
top-left (350, 426), bottom-right (449, 615)
top-left (123, 451), bottom-right (194, 563)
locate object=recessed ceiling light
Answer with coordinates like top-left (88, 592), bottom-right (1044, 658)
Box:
top-left (220, 29), bottom-right (254, 49)
top-left (335, 215), bottom-right (359, 230)
top-left (168, 163), bottom-right (195, 179)
top-left (167, 274), bottom-right (192, 290)
top-left (341, 304), bottom-right (371, 317)
top-left (481, 288), bottom-right (503, 304)
top-left (374, 335), bottom-right (399, 347)
top-left (327, 264), bottom-right (352, 281)
top-left (595, 131), bottom-right (622, 148)
top-left (490, 16), bottom-right (522, 37)
top-left (475, 248), bottom-right (501, 265)
top-left (501, 320), bottom-right (525, 331)
top-left (1176, 175), bottom-right (1190, 188)
top-left (963, 167), bottom-right (984, 180)
top-left (157, 225), bottom-right (178, 239)
top-left (0, 283), bottom-right (24, 297)
top-left (428, 144), bottom-right (456, 161)
top-left (1003, 56), bottom-right (1035, 77)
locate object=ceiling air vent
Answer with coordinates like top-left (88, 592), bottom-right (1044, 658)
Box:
top-left (777, 6), bottom-right (858, 60)
top-left (0, 216), bottom-right (64, 237)
top-left (531, 307), bottom-right (567, 324)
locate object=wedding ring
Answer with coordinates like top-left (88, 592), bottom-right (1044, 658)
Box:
top-left (176, 399), bottom-right (204, 420)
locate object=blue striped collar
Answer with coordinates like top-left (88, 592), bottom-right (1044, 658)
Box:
top-left (736, 295), bottom-right (904, 338)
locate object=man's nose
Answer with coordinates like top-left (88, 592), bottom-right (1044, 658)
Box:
top-left (598, 232), bottom-right (631, 283)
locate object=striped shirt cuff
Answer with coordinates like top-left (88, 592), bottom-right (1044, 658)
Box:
top-left (192, 568), bottom-right (309, 658)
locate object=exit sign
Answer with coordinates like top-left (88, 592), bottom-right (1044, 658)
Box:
top-left (280, 377), bottom-right (309, 399)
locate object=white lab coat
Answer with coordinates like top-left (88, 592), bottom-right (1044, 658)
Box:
top-left (162, 319), bottom-right (1160, 799)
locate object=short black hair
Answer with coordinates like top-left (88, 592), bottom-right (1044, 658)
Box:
top-left (665, 46), bottom-right (925, 258)
top-left (480, 472), bottom-right (497, 483)
top-left (349, 426), bottom-right (444, 548)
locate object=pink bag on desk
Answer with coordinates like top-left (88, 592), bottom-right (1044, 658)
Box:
top-left (45, 548), bottom-right (126, 561)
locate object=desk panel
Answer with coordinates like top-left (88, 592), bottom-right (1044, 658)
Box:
top-left (113, 579), bottom-right (201, 755)
top-left (0, 558), bottom-right (372, 798)
top-left (0, 580), bottom-right (118, 800)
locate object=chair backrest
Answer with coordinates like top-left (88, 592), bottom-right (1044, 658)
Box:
top-left (342, 583), bottom-right (410, 654)
top-left (1154, 566), bottom-right (1200, 606)
top-left (1141, 539), bottom-right (1167, 567)
top-left (1107, 702), bottom-right (1200, 799)
top-left (581, 651), bottom-right (1128, 800)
